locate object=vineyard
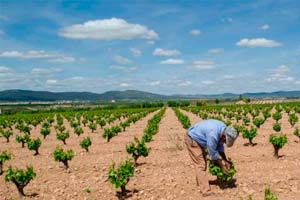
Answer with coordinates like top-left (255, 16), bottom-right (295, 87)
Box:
top-left (1, 102), bottom-right (300, 200)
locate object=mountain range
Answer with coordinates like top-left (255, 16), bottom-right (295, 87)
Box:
top-left (0, 89), bottom-right (300, 102)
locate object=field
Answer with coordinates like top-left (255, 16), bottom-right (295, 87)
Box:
top-left (1, 103), bottom-right (300, 200)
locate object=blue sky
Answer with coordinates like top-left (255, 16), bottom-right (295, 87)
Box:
top-left (0, 0), bottom-right (300, 95)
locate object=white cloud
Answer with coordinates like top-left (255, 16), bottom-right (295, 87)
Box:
top-left (0, 50), bottom-right (75, 62)
top-left (59, 18), bottom-right (158, 40)
top-left (147, 40), bottom-right (155, 45)
top-left (113, 55), bottom-right (132, 65)
top-left (178, 81), bottom-right (191, 87)
top-left (192, 61), bottom-right (215, 70)
top-left (160, 58), bottom-right (184, 65)
top-left (69, 76), bottom-right (84, 81)
top-left (0, 70), bottom-right (27, 85)
top-left (202, 80), bottom-right (215, 85)
top-left (48, 56), bottom-right (75, 63)
top-left (273, 65), bottom-right (289, 73)
top-left (149, 81), bottom-right (160, 86)
top-left (46, 79), bottom-right (58, 85)
top-left (208, 48), bottom-right (223, 54)
top-left (120, 83), bottom-right (130, 87)
top-left (189, 29), bottom-right (201, 36)
top-left (153, 48), bottom-right (181, 56)
top-left (261, 24), bottom-right (269, 30)
top-left (31, 68), bottom-right (63, 77)
top-left (267, 65), bottom-right (294, 82)
top-left (110, 65), bottom-right (137, 72)
top-left (221, 18), bottom-right (233, 23)
top-left (0, 66), bottom-right (13, 74)
top-left (130, 48), bottom-right (141, 57)
top-left (223, 75), bottom-right (235, 79)
top-left (236, 38), bottom-right (282, 48)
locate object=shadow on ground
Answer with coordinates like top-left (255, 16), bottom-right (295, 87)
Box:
top-left (209, 179), bottom-right (237, 189)
top-left (116, 189), bottom-right (139, 200)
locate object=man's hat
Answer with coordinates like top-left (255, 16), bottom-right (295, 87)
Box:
top-left (224, 127), bottom-right (238, 147)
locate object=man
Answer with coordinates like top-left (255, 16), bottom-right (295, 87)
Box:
top-left (184, 119), bottom-right (238, 196)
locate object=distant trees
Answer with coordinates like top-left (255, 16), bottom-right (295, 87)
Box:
top-left (167, 101), bottom-right (190, 107)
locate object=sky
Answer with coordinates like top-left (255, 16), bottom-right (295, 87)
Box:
top-left (0, 0), bottom-right (300, 95)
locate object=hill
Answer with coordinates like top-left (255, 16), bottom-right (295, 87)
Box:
top-left (0, 89), bottom-right (167, 102)
top-left (0, 89), bottom-right (300, 102)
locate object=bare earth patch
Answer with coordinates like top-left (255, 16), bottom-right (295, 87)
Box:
top-left (1, 108), bottom-right (300, 199)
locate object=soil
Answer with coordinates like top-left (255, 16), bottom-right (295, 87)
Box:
top-left (1, 107), bottom-right (300, 200)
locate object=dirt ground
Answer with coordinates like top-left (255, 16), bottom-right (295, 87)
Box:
top-left (1, 107), bottom-right (300, 200)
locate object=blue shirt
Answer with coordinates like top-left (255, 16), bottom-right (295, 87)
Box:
top-left (188, 119), bottom-right (226, 160)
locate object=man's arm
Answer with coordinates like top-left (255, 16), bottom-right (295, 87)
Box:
top-left (219, 151), bottom-right (232, 170)
top-left (219, 151), bottom-right (227, 161)
top-left (206, 131), bottom-right (231, 174)
top-left (206, 134), bottom-right (220, 161)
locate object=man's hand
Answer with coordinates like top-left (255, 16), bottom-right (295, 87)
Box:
top-left (224, 160), bottom-right (232, 169)
top-left (214, 159), bottom-right (230, 175)
top-left (226, 157), bottom-right (233, 165)
top-left (220, 163), bottom-right (229, 175)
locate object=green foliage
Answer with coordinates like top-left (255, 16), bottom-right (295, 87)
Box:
top-left (233, 124), bottom-right (244, 135)
top-left (5, 166), bottom-right (36, 196)
top-left (120, 121), bottom-right (130, 131)
top-left (42, 121), bottom-right (50, 129)
top-left (16, 134), bottom-right (30, 148)
top-left (102, 125), bottom-right (122, 142)
top-left (98, 119), bottom-right (106, 128)
top-left (242, 126), bottom-right (257, 145)
top-left (263, 110), bottom-right (271, 120)
top-left (173, 108), bottom-right (191, 129)
top-left (84, 188), bottom-right (91, 193)
top-left (80, 137), bottom-right (92, 152)
top-left (253, 117), bottom-right (265, 128)
top-left (196, 100), bottom-right (207, 107)
top-left (82, 118), bottom-right (88, 126)
top-left (40, 127), bottom-right (51, 139)
top-left (288, 113), bottom-right (298, 127)
top-left (208, 160), bottom-right (236, 181)
top-left (74, 127), bottom-right (84, 136)
top-left (293, 128), bottom-right (300, 138)
top-left (56, 131), bottom-right (70, 145)
top-left (273, 122), bottom-right (281, 132)
top-left (70, 120), bottom-right (80, 128)
top-left (142, 108), bottom-right (166, 142)
top-left (235, 114), bottom-right (242, 122)
top-left (264, 187), bottom-right (278, 200)
top-left (269, 134), bottom-right (287, 158)
top-left (0, 151), bottom-right (11, 175)
top-left (167, 100), bottom-right (190, 107)
top-left (0, 129), bottom-right (13, 143)
top-left (88, 123), bottom-right (97, 132)
top-left (53, 147), bottom-right (74, 169)
top-left (225, 120), bottom-right (232, 126)
top-left (275, 105), bottom-right (283, 113)
top-left (102, 128), bottom-right (115, 142)
top-left (272, 112), bottom-right (282, 122)
top-left (27, 138), bottom-right (41, 155)
top-left (126, 137), bottom-right (149, 164)
top-left (243, 117), bottom-right (250, 126)
top-left (55, 125), bottom-right (66, 133)
top-left (108, 159), bottom-right (134, 194)
top-left (16, 123), bottom-right (31, 134)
